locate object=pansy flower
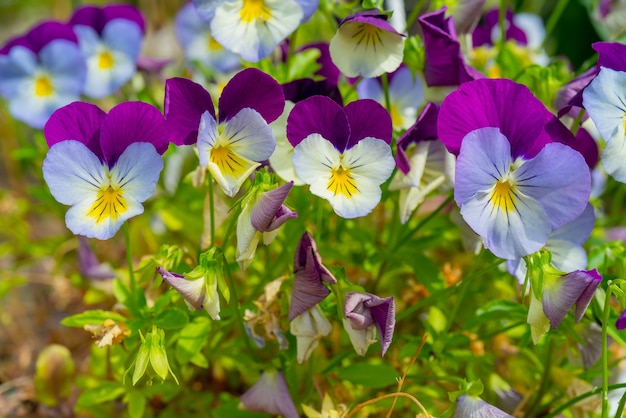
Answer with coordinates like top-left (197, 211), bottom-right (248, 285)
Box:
top-left (42, 101), bottom-right (167, 240)
top-left (453, 395), bottom-right (513, 418)
top-left (174, 2), bottom-right (240, 74)
top-left (240, 370), bottom-right (298, 418)
top-left (388, 102), bottom-right (455, 223)
top-left (157, 266), bottom-right (221, 320)
top-left (69, 4), bottom-right (144, 98)
top-left (192, 0), bottom-right (318, 62)
top-left (329, 10), bottom-right (405, 78)
top-left (164, 68), bottom-right (284, 197)
top-left (418, 7), bottom-right (484, 87)
top-left (0, 21), bottom-right (86, 128)
top-left (438, 78), bottom-right (591, 259)
top-left (287, 96), bottom-right (395, 218)
top-left (357, 66), bottom-right (424, 130)
top-left (344, 292), bottom-right (395, 356)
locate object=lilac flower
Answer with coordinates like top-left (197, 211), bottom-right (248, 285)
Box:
top-left (157, 266), bottom-right (221, 320)
top-left (388, 102), bottom-right (455, 223)
top-left (42, 102), bottom-right (167, 240)
top-left (357, 66), bottom-right (424, 130)
top-left (542, 269), bottom-right (603, 329)
top-left (236, 180), bottom-right (297, 270)
top-left (287, 96), bottom-right (395, 218)
top-left (472, 9), bottom-right (528, 47)
top-left (329, 10), bottom-right (405, 78)
top-left (192, 0), bottom-right (318, 62)
top-left (174, 2), bottom-right (240, 74)
top-left (438, 78), bottom-right (591, 259)
top-left (418, 7), bottom-right (484, 87)
top-left (617, 309), bottom-right (626, 330)
top-left (240, 370), bottom-right (298, 418)
top-left (0, 21), bottom-right (86, 128)
top-left (164, 68), bottom-right (284, 197)
top-left (454, 395), bottom-right (513, 418)
top-left (289, 231), bottom-right (336, 321)
top-left (69, 4), bottom-right (144, 98)
top-left (344, 292), bottom-right (395, 356)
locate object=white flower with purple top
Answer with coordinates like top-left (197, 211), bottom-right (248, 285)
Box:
top-left (329, 10), bottom-right (405, 78)
top-left (344, 292), bottom-right (395, 356)
top-left (42, 101), bottom-right (168, 240)
top-left (438, 78), bottom-right (592, 260)
top-left (192, 0), bottom-right (318, 62)
top-left (69, 4), bottom-right (144, 98)
top-left (287, 96), bottom-right (396, 219)
top-left (163, 68), bottom-right (284, 197)
top-left (0, 21), bottom-right (86, 128)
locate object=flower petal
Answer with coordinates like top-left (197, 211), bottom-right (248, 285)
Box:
top-left (395, 102), bottom-right (439, 174)
top-left (44, 102), bottom-right (106, 159)
top-left (582, 67), bottom-right (626, 143)
top-left (543, 269), bottom-right (602, 328)
top-left (241, 370), bottom-right (299, 418)
top-left (250, 182), bottom-right (295, 232)
top-left (286, 95), bottom-right (350, 150)
top-left (164, 77), bottom-right (215, 146)
top-left (344, 99), bottom-right (392, 146)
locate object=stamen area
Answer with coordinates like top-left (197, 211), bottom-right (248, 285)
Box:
top-left (240, 0), bottom-right (271, 23)
top-left (34, 75), bottom-right (54, 97)
top-left (490, 179), bottom-right (516, 213)
top-left (328, 166), bottom-right (358, 198)
top-left (348, 23), bottom-right (383, 50)
top-left (210, 145), bottom-right (247, 177)
top-left (98, 51), bottom-right (115, 69)
top-left (87, 185), bottom-right (128, 224)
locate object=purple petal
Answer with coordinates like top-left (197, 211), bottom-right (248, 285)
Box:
top-left (250, 182), bottom-right (295, 232)
top-left (1, 21), bottom-right (78, 55)
top-left (218, 68), bottom-right (284, 123)
top-left (344, 292), bottom-right (375, 329)
top-left (340, 10), bottom-right (402, 35)
top-left (299, 42), bottom-right (340, 86)
top-left (419, 8), bottom-right (484, 87)
top-left (44, 102), bottom-right (106, 160)
top-left (286, 95), bottom-right (350, 150)
top-left (364, 294), bottom-right (395, 356)
top-left (241, 371), bottom-right (298, 418)
top-left (571, 128), bottom-right (599, 169)
top-left (454, 395), bottom-right (513, 418)
top-left (438, 78), bottom-right (550, 159)
top-left (282, 78), bottom-right (343, 106)
top-left (70, 4), bottom-right (145, 35)
top-left (267, 205), bottom-right (298, 231)
top-left (617, 309), bottom-right (626, 330)
top-left (157, 266), bottom-right (205, 311)
top-left (543, 269), bottom-right (602, 329)
top-left (164, 77), bottom-right (215, 146)
top-left (344, 99), bottom-right (392, 147)
top-left (100, 102), bottom-right (167, 166)
top-left (293, 232), bottom-right (335, 284)
top-left (396, 102), bottom-right (439, 174)
top-left (595, 41), bottom-right (626, 72)
top-left (78, 236), bottom-right (115, 280)
top-left (573, 269), bottom-right (602, 322)
top-left (556, 68), bottom-right (597, 118)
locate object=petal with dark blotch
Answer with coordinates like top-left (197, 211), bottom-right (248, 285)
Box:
top-left (164, 77), bottom-right (215, 146)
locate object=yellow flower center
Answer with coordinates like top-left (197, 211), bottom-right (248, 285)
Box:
top-left (34, 76), bottom-right (53, 97)
top-left (389, 104), bottom-right (403, 128)
top-left (98, 51), bottom-right (114, 69)
top-left (491, 179), bottom-right (516, 212)
top-left (240, 0), bottom-right (271, 23)
top-left (328, 166), bottom-right (358, 198)
top-left (210, 144), bottom-right (247, 177)
top-left (207, 35), bottom-right (223, 51)
top-left (87, 185), bottom-right (128, 224)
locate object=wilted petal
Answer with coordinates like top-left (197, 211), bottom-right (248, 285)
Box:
top-left (241, 370), bottom-right (298, 418)
top-left (290, 305), bottom-right (332, 363)
top-left (251, 182), bottom-right (296, 232)
top-left (157, 266), bottom-right (205, 311)
top-left (454, 395), bottom-right (513, 418)
top-left (344, 292), bottom-right (395, 356)
top-left (342, 318), bottom-right (377, 356)
top-left (542, 269), bottom-right (602, 329)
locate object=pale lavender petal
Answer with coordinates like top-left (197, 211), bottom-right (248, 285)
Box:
top-left (157, 266), bottom-right (205, 310)
top-left (543, 269), bottom-right (602, 329)
top-left (218, 68), bottom-right (284, 123)
top-left (286, 95), bottom-right (350, 149)
top-left (344, 292), bottom-right (375, 329)
top-left (396, 102), bottom-right (438, 174)
top-left (296, 0), bottom-right (319, 22)
top-left (164, 77), bottom-right (215, 146)
top-left (549, 203), bottom-right (595, 245)
top-left (44, 102), bottom-right (106, 160)
top-left (241, 370), bottom-right (298, 418)
top-left (556, 67), bottom-right (597, 118)
top-left (573, 269), bottom-right (602, 322)
top-left (250, 182), bottom-right (295, 232)
top-left (344, 99), bottom-right (392, 147)
top-left (454, 395), bottom-right (513, 418)
top-left (100, 102), bottom-right (167, 166)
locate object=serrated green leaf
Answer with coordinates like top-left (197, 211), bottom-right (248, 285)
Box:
top-left (60, 310), bottom-right (127, 328)
top-left (154, 307), bottom-right (189, 329)
top-left (336, 363), bottom-right (398, 388)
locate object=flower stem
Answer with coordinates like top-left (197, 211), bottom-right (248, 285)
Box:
top-left (381, 72), bottom-right (392, 117)
top-left (602, 284), bottom-right (614, 418)
top-left (404, 0), bottom-right (427, 32)
top-left (541, 0), bottom-right (569, 50)
top-left (123, 222), bottom-right (136, 293)
top-left (207, 174), bottom-right (216, 248)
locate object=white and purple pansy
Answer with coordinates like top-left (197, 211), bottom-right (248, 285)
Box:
top-left (69, 4), bottom-right (144, 98)
top-left (42, 101), bottom-right (168, 240)
top-left (344, 291), bottom-right (395, 356)
top-left (287, 95), bottom-right (396, 219)
top-left (164, 68), bottom-right (284, 197)
top-left (0, 21), bottom-right (86, 128)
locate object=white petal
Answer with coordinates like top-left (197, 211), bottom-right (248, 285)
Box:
top-left (224, 108), bottom-right (276, 161)
top-left (110, 142), bottom-right (163, 202)
top-left (236, 201), bottom-right (262, 270)
top-left (601, 134), bottom-right (626, 183)
top-left (292, 133), bottom-right (340, 184)
top-left (583, 67), bottom-right (626, 143)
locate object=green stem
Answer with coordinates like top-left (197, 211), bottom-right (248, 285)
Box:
top-left (381, 72), bottom-right (392, 117)
top-left (404, 0), bottom-right (427, 32)
top-left (123, 222), bottom-right (136, 293)
top-left (393, 193), bottom-right (454, 251)
top-left (602, 284), bottom-right (614, 418)
top-left (571, 108), bottom-right (586, 137)
top-left (527, 337), bottom-right (554, 416)
top-left (541, 0), bottom-right (569, 50)
top-left (207, 174), bottom-right (216, 248)
top-left (544, 383), bottom-right (626, 418)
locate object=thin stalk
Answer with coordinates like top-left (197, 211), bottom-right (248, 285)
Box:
top-left (526, 337), bottom-right (554, 416)
top-left (602, 285), bottom-right (614, 418)
top-left (381, 72), bottom-right (392, 117)
top-left (404, 0), bottom-right (427, 32)
top-left (207, 175), bottom-right (216, 248)
top-left (123, 222), bottom-right (137, 293)
top-left (393, 193), bottom-right (454, 251)
top-left (544, 383), bottom-right (626, 418)
top-left (541, 0), bottom-right (569, 50)
top-left (571, 108), bottom-right (586, 136)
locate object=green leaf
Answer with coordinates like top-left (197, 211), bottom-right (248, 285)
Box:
top-left (76, 382), bottom-right (126, 407)
top-left (336, 363), bottom-right (398, 388)
top-left (60, 310), bottom-right (127, 328)
top-left (176, 316), bottom-right (211, 365)
top-left (154, 307), bottom-right (189, 329)
top-left (190, 351), bottom-right (209, 369)
top-left (126, 390), bottom-right (147, 418)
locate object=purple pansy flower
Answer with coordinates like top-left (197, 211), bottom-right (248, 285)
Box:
top-left (69, 4), bottom-right (144, 98)
top-left (344, 292), bottom-right (395, 356)
top-left (472, 9), bottom-right (527, 47)
top-left (542, 269), bottom-right (603, 329)
top-left (164, 68), bottom-right (284, 197)
top-left (240, 370), bottom-right (298, 418)
top-left (42, 101), bottom-right (167, 240)
top-left (0, 21), bottom-right (86, 128)
top-left (454, 395), bottom-right (513, 418)
top-left (418, 7), bottom-right (484, 87)
top-left (329, 10), bottom-right (405, 78)
top-left (287, 96), bottom-right (395, 218)
top-left (438, 78), bottom-right (591, 259)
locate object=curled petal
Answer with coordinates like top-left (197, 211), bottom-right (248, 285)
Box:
top-left (543, 269), bottom-right (602, 329)
top-left (251, 182), bottom-right (295, 232)
top-left (454, 395), bottom-right (513, 418)
top-left (157, 266), bottom-right (205, 311)
top-left (241, 370), bottom-right (298, 418)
